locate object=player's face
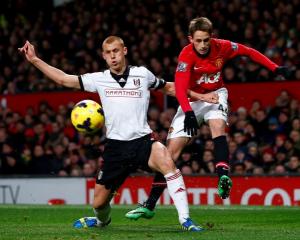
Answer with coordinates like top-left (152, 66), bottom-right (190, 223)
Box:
top-left (189, 30), bottom-right (211, 55)
top-left (102, 41), bottom-right (127, 73)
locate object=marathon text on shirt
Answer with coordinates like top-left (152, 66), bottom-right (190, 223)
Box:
top-left (105, 89), bottom-right (142, 98)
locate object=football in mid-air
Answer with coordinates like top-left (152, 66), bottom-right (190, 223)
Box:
top-left (71, 99), bottom-right (104, 133)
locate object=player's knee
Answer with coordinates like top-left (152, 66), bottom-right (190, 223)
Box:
top-left (159, 150), bottom-right (176, 172)
top-left (168, 148), bottom-right (181, 162)
top-left (210, 122), bottom-right (225, 137)
top-left (164, 158), bottom-right (176, 171)
top-left (149, 143), bottom-right (175, 173)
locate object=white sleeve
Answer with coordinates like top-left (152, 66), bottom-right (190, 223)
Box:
top-left (79, 72), bottom-right (102, 92)
top-left (145, 68), bottom-right (162, 90)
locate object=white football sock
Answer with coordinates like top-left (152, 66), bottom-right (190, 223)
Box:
top-left (93, 204), bottom-right (111, 225)
top-left (164, 169), bottom-right (189, 224)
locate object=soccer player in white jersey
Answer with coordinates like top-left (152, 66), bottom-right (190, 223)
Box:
top-left (19, 36), bottom-right (218, 232)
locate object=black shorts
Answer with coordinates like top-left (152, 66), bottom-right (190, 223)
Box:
top-left (96, 134), bottom-right (155, 190)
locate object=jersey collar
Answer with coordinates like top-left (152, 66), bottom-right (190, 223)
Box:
top-left (110, 66), bottom-right (130, 88)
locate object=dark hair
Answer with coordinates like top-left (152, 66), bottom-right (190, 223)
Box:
top-left (189, 17), bottom-right (213, 36)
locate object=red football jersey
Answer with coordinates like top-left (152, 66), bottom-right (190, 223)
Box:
top-left (175, 38), bottom-right (278, 112)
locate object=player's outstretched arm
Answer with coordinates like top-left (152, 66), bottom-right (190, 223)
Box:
top-left (18, 40), bottom-right (80, 89)
top-left (236, 43), bottom-right (291, 79)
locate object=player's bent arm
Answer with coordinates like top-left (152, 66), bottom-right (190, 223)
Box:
top-left (31, 57), bottom-right (80, 89)
top-left (161, 82), bottom-right (199, 98)
top-left (160, 82), bottom-right (218, 104)
top-left (188, 91), bottom-right (219, 104)
top-left (161, 82), bottom-right (175, 96)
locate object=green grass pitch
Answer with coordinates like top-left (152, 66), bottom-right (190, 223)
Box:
top-left (0, 205), bottom-right (299, 240)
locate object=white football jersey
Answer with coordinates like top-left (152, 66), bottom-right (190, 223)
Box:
top-left (80, 66), bottom-right (163, 140)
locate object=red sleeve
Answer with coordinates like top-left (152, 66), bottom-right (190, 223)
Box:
top-left (175, 47), bottom-right (194, 112)
top-left (228, 42), bottom-right (278, 72)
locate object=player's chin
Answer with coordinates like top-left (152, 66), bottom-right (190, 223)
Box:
top-left (199, 49), bottom-right (209, 55)
top-left (111, 64), bottom-right (122, 71)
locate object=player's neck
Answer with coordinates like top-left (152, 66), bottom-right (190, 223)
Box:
top-left (110, 65), bottom-right (127, 75)
top-left (192, 45), bottom-right (211, 58)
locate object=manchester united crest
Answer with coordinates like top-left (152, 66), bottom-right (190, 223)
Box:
top-left (215, 58), bottom-right (223, 68)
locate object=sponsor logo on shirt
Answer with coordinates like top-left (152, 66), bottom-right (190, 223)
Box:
top-left (105, 89), bottom-right (142, 98)
top-left (196, 72), bottom-right (221, 84)
top-left (176, 61), bottom-right (188, 72)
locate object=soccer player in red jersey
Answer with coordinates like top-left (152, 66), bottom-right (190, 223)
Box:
top-left (174, 17), bottom-right (288, 192)
top-left (126, 17), bottom-right (290, 220)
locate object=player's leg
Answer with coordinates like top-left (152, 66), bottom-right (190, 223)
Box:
top-left (144, 137), bottom-right (189, 210)
top-left (92, 184), bottom-right (113, 226)
top-left (74, 138), bottom-right (130, 228)
top-left (205, 88), bottom-right (232, 199)
top-left (148, 142), bottom-right (204, 232)
top-left (125, 137), bottom-right (188, 220)
top-left (208, 118), bottom-right (232, 199)
top-left (73, 184), bottom-right (112, 228)
top-left (143, 109), bottom-right (190, 212)
top-left (167, 137), bottom-right (190, 162)
top-left (125, 106), bottom-right (190, 220)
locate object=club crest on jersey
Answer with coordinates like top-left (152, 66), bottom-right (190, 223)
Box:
top-left (133, 78), bottom-right (140, 87)
top-left (176, 62), bottom-right (188, 72)
top-left (215, 58), bottom-right (223, 68)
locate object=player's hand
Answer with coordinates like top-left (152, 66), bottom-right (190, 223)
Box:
top-left (202, 92), bottom-right (219, 104)
top-left (184, 111), bottom-right (199, 136)
top-left (18, 40), bottom-right (38, 63)
top-left (274, 66), bottom-right (291, 79)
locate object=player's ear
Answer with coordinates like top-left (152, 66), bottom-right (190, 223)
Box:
top-left (188, 35), bottom-right (193, 43)
top-left (102, 51), bottom-right (106, 60)
top-left (123, 47), bottom-right (128, 56)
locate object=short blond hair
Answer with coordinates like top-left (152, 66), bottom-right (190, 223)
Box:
top-left (102, 36), bottom-right (124, 50)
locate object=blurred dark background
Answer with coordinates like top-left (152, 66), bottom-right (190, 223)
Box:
top-left (0, 0), bottom-right (299, 177)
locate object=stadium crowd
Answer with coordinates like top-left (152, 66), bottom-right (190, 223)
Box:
top-left (0, 90), bottom-right (300, 176)
top-left (0, 0), bottom-right (299, 176)
top-left (0, 0), bottom-right (299, 94)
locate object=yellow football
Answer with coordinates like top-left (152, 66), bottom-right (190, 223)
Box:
top-left (71, 99), bottom-right (104, 133)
